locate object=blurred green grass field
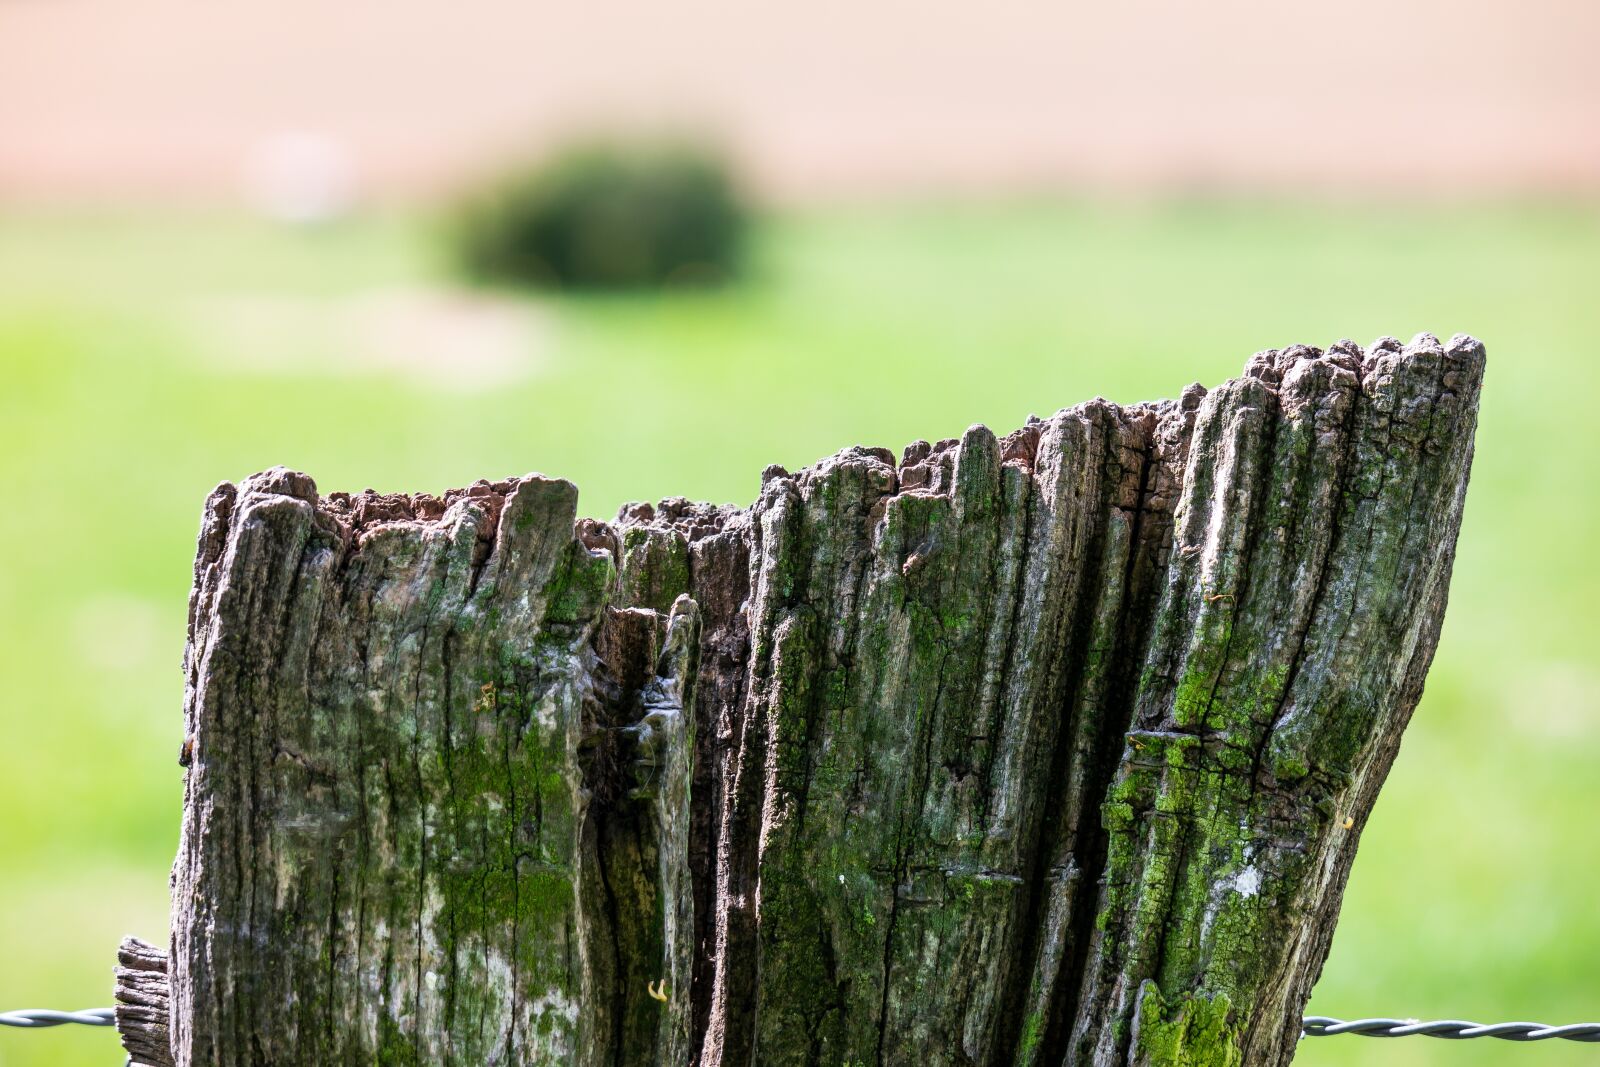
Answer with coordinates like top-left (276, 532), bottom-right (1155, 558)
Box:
top-left (1, 199), bottom-right (1596, 1066)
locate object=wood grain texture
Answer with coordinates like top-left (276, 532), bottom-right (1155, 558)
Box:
top-left (116, 936), bottom-right (174, 1067)
top-left (131, 334), bottom-right (1484, 1066)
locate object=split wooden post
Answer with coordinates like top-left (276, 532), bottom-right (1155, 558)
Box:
top-left (117, 334), bottom-right (1484, 1066)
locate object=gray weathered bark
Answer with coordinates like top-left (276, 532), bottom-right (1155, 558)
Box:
top-left (118, 334), bottom-right (1483, 1066)
top-left (115, 936), bottom-right (172, 1067)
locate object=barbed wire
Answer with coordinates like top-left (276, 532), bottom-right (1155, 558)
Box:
top-left (6, 1006), bottom-right (1600, 1044)
top-left (0, 1007), bottom-right (115, 1028)
top-left (1302, 1016), bottom-right (1600, 1042)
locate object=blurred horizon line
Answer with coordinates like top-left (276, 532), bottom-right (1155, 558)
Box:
top-left (3, 0), bottom-right (1596, 212)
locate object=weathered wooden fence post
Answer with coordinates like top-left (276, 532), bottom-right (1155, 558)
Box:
top-left (116, 334), bottom-right (1484, 1066)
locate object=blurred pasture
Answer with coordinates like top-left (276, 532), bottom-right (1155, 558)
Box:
top-left (0, 198), bottom-right (1596, 1065)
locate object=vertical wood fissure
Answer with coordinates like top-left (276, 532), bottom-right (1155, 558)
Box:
top-left (1037, 432), bottom-right (1167, 1066)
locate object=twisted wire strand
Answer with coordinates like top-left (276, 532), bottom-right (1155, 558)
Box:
top-left (1302, 1016), bottom-right (1600, 1042)
top-left (6, 1007), bottom-right (1600, 1044)
top-left (0, 1007), bottom-right (115, 1028)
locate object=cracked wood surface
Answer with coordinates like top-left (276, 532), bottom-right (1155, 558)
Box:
top-left (126, 334), bottom-right (1484, 1066)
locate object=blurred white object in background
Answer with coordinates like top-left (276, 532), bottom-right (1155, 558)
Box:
top-left (243, 131), bottom-right (359, 224)
top-left (187, 285), bottom-right (549, 392)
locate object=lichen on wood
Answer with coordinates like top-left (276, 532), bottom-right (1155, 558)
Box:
top-left (132, 334), bottom-right (1484, 1066)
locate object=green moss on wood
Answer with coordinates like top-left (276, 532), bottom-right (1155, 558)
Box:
top-left (1133, 983), bottom-right (1242, 1067)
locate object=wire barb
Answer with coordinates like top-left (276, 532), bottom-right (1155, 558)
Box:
top-left (1303, 1016), bottom-right (1600, 1042)
top-left (0, 1007), bottom-right (116, 1028)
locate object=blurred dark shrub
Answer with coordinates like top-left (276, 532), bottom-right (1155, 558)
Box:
top-left (452, 142), bottom-right (748, 290)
